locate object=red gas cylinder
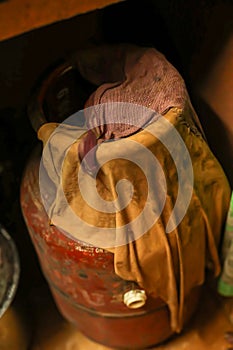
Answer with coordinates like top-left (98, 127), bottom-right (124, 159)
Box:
top-left (20, 62), bottom-right (200, 349)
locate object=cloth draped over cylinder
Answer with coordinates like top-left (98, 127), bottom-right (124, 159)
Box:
top-left (37, 45), bottom-right (231, 332)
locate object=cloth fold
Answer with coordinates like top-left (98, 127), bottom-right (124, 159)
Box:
top-left (38, 45), bottom-right (231, 332)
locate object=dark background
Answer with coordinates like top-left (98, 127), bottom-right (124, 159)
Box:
top-left (0, 1), bottom-right (232, 345)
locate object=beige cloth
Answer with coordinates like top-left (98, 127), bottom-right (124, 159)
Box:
top-left (37, 45), bottom-right (231, 332)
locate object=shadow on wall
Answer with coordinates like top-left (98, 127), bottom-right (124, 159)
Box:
top-left (193, 96), bottom-right (233, 188)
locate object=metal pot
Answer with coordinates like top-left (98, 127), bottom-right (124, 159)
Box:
top-left (0, 224), bottom-right (20, 318)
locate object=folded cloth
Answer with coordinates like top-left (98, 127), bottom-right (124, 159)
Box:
top-left (72, 45), bottom-right (204, 174)
top-left (38, 45), bottom-right (231, 332)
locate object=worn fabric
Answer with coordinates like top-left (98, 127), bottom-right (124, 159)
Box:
top-left (72, 45), bottom-right (204, 174)
top-left (37, 45), bottom-right (231, 332)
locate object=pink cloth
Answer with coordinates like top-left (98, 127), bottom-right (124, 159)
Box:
top-left (73, 45), bottom-right (188, 174)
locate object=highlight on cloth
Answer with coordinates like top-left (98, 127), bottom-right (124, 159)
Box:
top-left (38, 102), bottom-right (194, 248)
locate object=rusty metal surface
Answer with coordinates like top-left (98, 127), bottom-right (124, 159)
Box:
top-left (20, 147), bottom-right (177, 348)
top-left (20, 146), bottom-right (201, 348)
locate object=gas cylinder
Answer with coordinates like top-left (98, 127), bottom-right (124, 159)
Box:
top-left (20, 62), bottom-right (200, 349)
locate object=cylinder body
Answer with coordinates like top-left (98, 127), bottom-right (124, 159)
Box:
top-left (20, 146), bottom-right (200, 349)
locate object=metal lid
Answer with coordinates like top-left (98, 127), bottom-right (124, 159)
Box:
top-left (0, 225), bottom-right (20, 318)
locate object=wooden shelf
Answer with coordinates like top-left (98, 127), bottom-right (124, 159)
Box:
top-left (0, 0), bottom-right (123, 41)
